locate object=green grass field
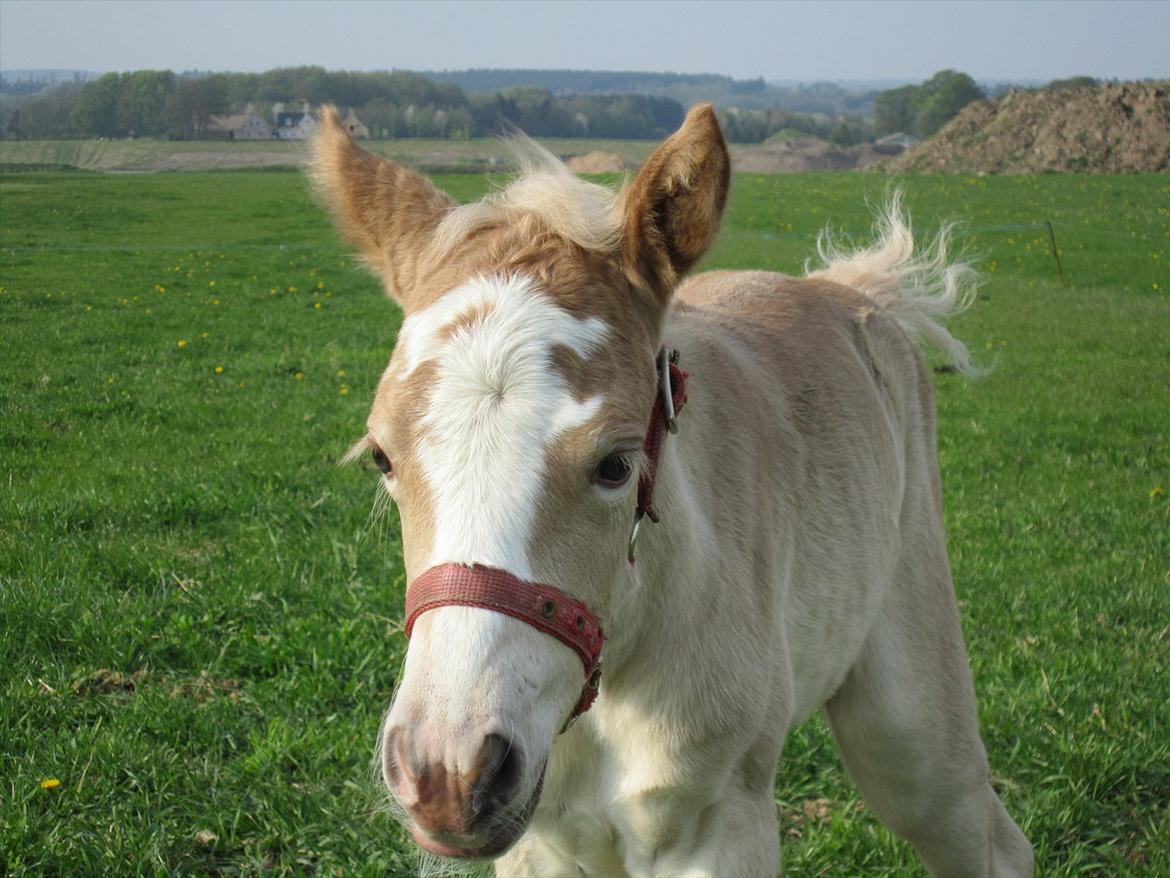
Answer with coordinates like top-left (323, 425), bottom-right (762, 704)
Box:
top-left (2, 168), bottom-right (1167, 876)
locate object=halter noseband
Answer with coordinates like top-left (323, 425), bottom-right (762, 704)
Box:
top-left (402, 347), bottom-right (688, 727)
top-left (405, 564), bottom-right (605, 724)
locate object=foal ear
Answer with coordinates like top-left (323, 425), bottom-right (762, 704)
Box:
top-left (619, 103), bottom-right (730, 303)
top-left (311, 105), bottom-right (456, 309)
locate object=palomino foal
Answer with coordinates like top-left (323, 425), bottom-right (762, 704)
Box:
top-left (313, 105), bottom-right (1033, 876)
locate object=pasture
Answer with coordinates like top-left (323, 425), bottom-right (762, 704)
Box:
top-left (1, 167), bottom-right (1167, 876)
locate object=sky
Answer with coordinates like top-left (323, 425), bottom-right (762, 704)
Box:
top-left (1, 0), bottom-right (1168, 83)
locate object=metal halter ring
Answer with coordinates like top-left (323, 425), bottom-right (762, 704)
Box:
top-left (659, 347), bottom-right (678, 434)
top-left (628, 511), bottom-right (645, 564)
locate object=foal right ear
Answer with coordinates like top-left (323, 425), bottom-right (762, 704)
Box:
top-left (311, 105), bottom-right (455, 309)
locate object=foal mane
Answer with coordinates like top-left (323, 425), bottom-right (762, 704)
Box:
top-left (429, 136), bottom-right (623, 260)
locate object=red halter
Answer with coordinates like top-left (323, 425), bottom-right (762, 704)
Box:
top-left (402, 348), bottom-right (688, 726)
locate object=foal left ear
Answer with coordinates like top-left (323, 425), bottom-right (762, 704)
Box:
top-left (620, 104), bottom-right (731, 304)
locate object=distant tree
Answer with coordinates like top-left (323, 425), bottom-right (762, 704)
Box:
top-left (827, 119), bottom-right (853, 146)
top-left (874, 71), bottom-right (984, 139)
top-left (874, 84), bottom-right (918, 136)
top-left (70, 73), bottom-right (122, 137)
top-left (911, 70), bottom-right (984, 138)
top-left (168, 75), bottom-right (228, 139)
top-left (116, 70), bottom-right (175, 135)
top-left (3, 107), bottom-right (19, 139)
top-left (4, 82), bottom-right (83, 138)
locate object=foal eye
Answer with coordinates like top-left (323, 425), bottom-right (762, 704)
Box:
top-left (371, 447), bottom-right (393, 476)
top-left (594, 451), bottom-right (635, 488)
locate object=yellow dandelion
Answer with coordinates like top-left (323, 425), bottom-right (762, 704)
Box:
top-left (314, 302), bottom-right (322, 310)
top-left (317, 281), bottom-right (325, 290)
top-left (339, 385), bottom-right (349, 396)
top-left (1154, 283), bottom-right (1161, 291)
top-left (40, 778), bottom-right (61, 790)
top-left (1152, 486), bottom-right (1165, 499)
top-left (201, 332), bottom-right (209, 338)
top-left (212, 299), bottom-right (220, 305)
top-left (208, 280), bottom-right (216, 288)
top-left (214, 366), bottom-right (224, 375)
top-left (177, 339), bottom-right (187, 348)
top-left (294, 371), bottom-right (305, 381)
top-left (156, 284), bottom-right (166, 294)
top-left (107, 377), bottom-right (114, 385)
top-left (336, 369), bottom-right (346, 378)
top-left (288, 286), bottom-right (298, 293)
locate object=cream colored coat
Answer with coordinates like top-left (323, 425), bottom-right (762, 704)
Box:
top-left (312, 104), bottom-right (1033, 877)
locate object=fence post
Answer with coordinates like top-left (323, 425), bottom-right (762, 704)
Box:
top-left (1044, 221), bottom-right (1070, 287)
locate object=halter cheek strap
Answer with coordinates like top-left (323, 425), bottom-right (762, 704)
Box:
top-left (630, 347), bottom-right (689, 562)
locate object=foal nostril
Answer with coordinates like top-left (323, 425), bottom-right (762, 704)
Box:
top-left (471, 733), bottom-right (524, 822)
top-left (381, 726), bottom-right (413, 798)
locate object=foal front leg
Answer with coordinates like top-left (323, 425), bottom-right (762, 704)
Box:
top-left (616, 785), bottom-right (780, 878)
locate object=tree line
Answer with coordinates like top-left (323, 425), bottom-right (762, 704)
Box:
top-left (2, 65), bottom-right (997, 145)
top-left (2, 67), bottom-right (697, 141)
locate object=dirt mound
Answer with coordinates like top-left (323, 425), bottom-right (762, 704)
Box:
top-left (732, 138), bottom-right (884, 173)
top-left (886, 81), bottom-right (1170, 174)
top-left (565, 150), bottom-right (629, 173)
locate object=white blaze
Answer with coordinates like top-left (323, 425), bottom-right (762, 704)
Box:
top-left (399, 274), bottom-right (607, 579)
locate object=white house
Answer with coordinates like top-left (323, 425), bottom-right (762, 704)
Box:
top-left (274, 101), bottom-right (318, 141)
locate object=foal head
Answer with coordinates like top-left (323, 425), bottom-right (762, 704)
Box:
top-left (314, 105), bottom-right (728, 859)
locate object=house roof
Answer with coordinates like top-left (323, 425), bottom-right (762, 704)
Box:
top-left (208, 114), bottom-right (251, 131)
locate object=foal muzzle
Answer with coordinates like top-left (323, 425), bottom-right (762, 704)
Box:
top-left (404, 564), bottom-right (605, 726)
